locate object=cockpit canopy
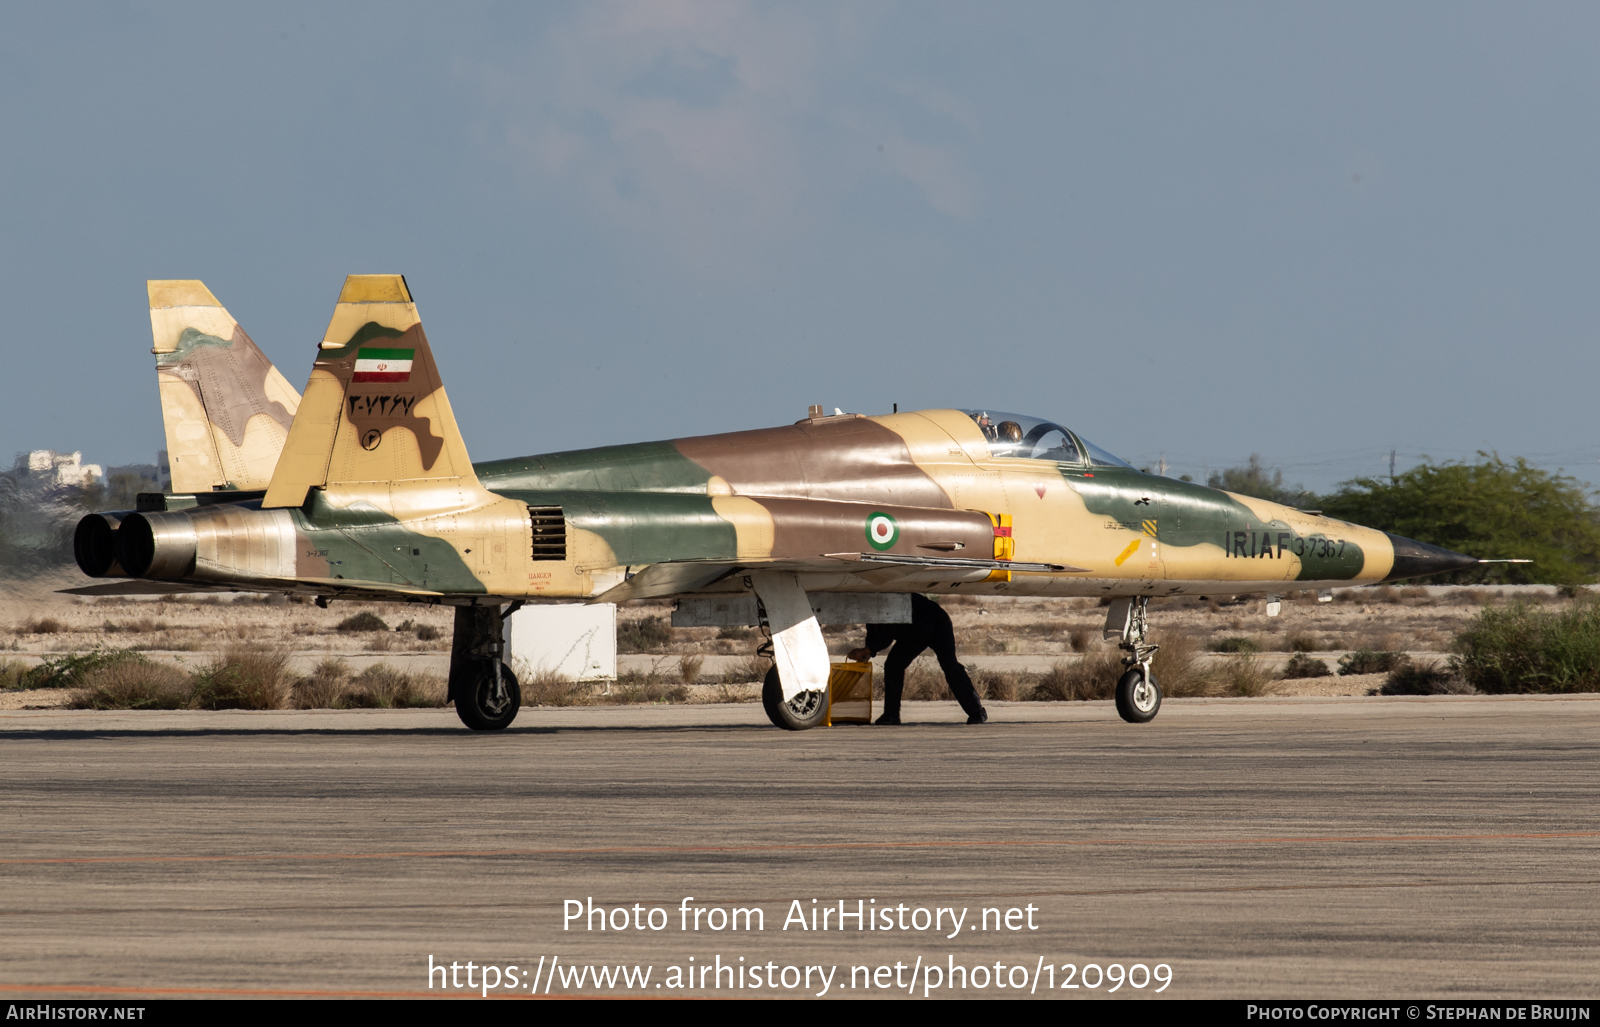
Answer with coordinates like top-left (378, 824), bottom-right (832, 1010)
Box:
top-left (960, 409), bottom-right (1133, 468)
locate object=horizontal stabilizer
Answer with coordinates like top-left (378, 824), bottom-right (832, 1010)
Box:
top-left (57, 580), bottom-right (234, 597)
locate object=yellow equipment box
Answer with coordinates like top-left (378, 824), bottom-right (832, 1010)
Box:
top-left (826, 661), bottom-right (873, 726)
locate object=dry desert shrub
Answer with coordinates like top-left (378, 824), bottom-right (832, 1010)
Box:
top-left (101, 617), bottom-right (167, 634)
top-left (709, 681), bottom-right (758, 703)
top-left (1030, 652), bottom-right (1123, 702)
top-left (1338, 650), bottom-right (1407, 676)
top-left (520, 666), bottom-right (593, 706)
top-left (1282, 652), bottom-right (1333, 679)
top-left (720, 656), bottom-right (770, 685)
top-left (1067, 628), bottom-right (1092, 653)
top-left (1208, 636), bottom-right (1260, 654)
top-left (1380, 661), bottom-right (1475, 696)
top-left (677, 654), bottom-right (705, 684)
top-left (1286, 633), bottom-right (1322, 652)
top-left (336, 611), bottom-right (389, 633)
top-left (293, 658), bottom-right (350, 709)
top-left (977, 670), bottom-right (1023, 701)
top-left (1150, 634), bottom-right (1213, 698)
top-left (190, 644), bottom-right (293, 710)
top-left (1216, 655), bottom-right (1277, 697)
top-left (415, 624), bottom-right (441, 642)
top-left (610, 669), bottom-right (689, 704)
top-left (899, 665), bottom-right (950, 700)
top-left (16, 617), bottom-right (66, 635)
top-left (617, 616), bottom-right (671, 652)
top-left (0, 660), bottom-right (28, 689)
top-left (343, 665), bottom-right (446, 708)
top-left (138, 631), bottom-right (196, 652)
top-left (363, 634), bottom-right (394, 652)
top-left (70, 658), bottom-right (195, 710)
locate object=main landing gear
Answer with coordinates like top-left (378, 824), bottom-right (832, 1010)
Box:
top-left (761, 665), bottom-right (829, 731)
top-left (745, 587), bottom-right (827, 731)
top-left (451, 603), bottom-right (522, 731)
top-left (1109, 596), bottom-right (1162, 724)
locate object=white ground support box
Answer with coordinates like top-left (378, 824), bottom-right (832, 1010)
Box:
top-left (507, 603), bottom-right (617, 682)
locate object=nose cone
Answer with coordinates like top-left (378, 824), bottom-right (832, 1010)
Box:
top-left (1384, 533), bottom-right (1480, 581)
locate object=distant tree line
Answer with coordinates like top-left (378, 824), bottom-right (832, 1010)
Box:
top-left (1197, 453), bottom-right (1599, 585)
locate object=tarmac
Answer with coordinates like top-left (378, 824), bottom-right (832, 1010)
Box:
top-left (0, 695), bottom-right (1596, 1000)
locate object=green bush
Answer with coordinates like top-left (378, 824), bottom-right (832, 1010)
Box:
top-left (1319, 455), bottom-right (1600, 585)
top-left (1452, 598), bottom-right (1600, 694)
top-left (1282, 652), bottom-right (1332, 679)
top-left (1337, 650), bottom-right (1406, 676)
top-left (18, 647), bottom-right (143, 689)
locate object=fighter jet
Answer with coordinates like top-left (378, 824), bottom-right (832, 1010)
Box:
top-left (72, 275), bottom-right (1483, 731)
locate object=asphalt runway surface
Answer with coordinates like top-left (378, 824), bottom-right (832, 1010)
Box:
top-left (1, 695), bottom-right (1596, 1001)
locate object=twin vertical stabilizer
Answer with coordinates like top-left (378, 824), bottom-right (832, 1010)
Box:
top-left (148, 281), bottom-right (301, 493)
top-left (262, 275), bottom-right (484, 510)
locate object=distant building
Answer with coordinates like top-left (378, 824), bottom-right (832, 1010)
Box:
top-left (20, 449), bottom-right (102, 487)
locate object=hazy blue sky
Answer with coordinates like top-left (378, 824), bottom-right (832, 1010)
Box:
top-left (3, 2), bottom-right (1597, 491)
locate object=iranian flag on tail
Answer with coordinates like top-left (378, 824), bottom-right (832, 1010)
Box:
top-left (352, 347), bottom-right (414, 383)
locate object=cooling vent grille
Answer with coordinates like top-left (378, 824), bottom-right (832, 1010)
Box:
top-left (529, 506), bottom-right (566, 561)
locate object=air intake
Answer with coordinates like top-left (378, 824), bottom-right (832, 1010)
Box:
top-left (529, 506), bottom-right (566, 561)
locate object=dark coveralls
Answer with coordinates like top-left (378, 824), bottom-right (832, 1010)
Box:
top-left (864, 594), bottom-right (985, 721)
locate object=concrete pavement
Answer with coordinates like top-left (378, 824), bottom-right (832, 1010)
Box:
top-left (0, 695), bottom-right (1596, 999)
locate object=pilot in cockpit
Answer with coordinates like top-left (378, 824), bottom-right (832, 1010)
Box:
top-left (983, 420), bottom-right (1023, 458)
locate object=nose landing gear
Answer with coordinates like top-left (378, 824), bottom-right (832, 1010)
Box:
top-left (1109, 596), bottom-right (1162, 723)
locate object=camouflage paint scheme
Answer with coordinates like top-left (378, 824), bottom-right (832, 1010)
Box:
top-left (149, 281), bottom-right (301, 494)
top-left (79, 275), bottom-right (1473, 608)
top-left (478, 409), bottom-right (1403, 602)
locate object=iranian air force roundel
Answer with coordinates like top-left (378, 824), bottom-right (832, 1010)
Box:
top-left (866, 512), bottom-right (899, 551)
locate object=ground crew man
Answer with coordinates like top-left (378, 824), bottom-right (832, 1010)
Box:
top-left (848, 593), bottom-right (988, 725)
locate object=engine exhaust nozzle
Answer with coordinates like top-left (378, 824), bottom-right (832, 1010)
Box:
top-left (73, 512), bottom-right (134, 578)
top-left (117, 511), bottom-right (198, 580)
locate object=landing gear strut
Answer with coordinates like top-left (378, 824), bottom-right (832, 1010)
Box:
top-left (451, 603), bottom-right (522, 731)
top-left (1112, 596), bottom-right (1162, 724)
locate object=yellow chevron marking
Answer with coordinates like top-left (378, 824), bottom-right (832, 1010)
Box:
top-left (1114, 539), bottom-right (1142, 566)
top-left (1142, 519), bottom-right (1158, 537)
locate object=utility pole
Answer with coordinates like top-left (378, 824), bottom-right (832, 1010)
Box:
top-left (1390, 449), bottom-right (1396, 484)
top-left (1159, 453), bottom-right (1167, 477)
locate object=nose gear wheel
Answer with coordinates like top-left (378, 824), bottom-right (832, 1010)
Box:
top-left (1114, 596), bottom-right (1162, 724)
